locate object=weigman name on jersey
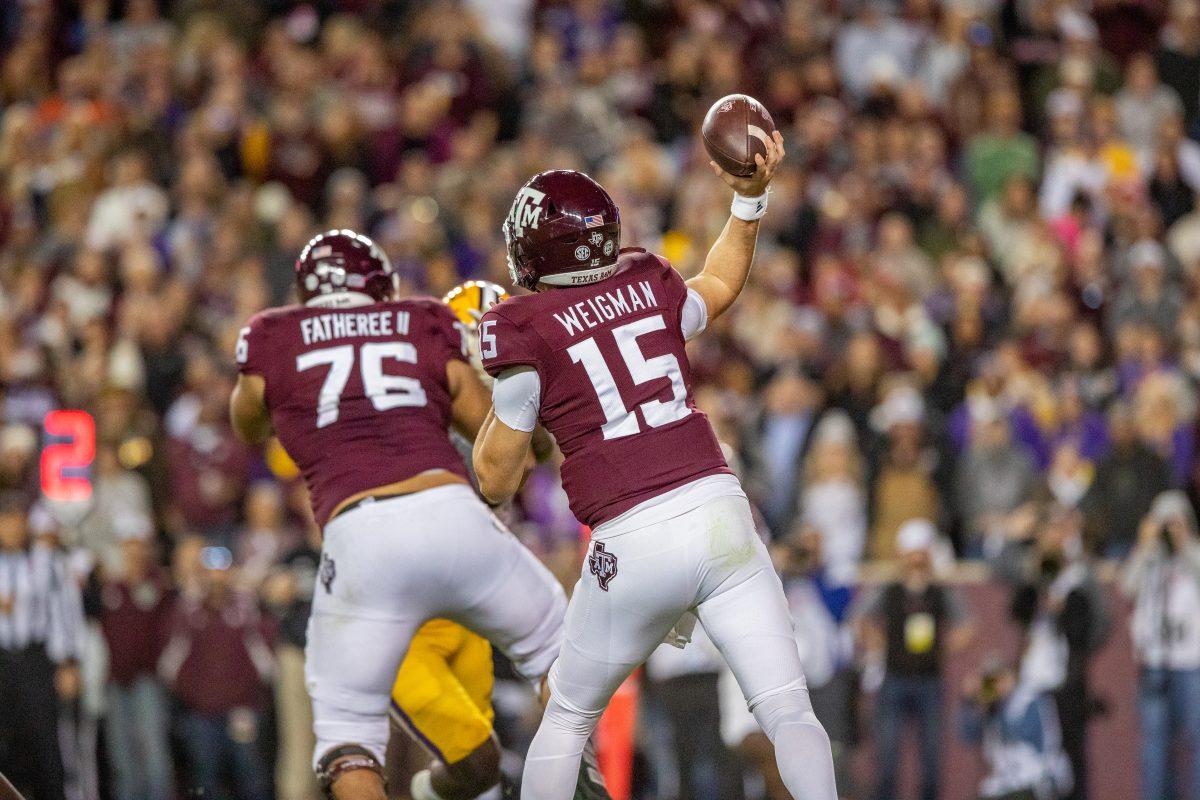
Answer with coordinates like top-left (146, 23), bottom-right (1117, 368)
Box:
top-left (552, 281), bottom-right (659, 337)
top-left (300, 309), bottom-right (412, 346)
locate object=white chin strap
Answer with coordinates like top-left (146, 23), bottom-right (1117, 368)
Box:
top-left (305, 292), bottom-right (376, 309)
top-left (539, 264), bottom-right (618, 287)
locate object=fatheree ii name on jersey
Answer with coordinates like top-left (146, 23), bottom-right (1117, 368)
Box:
top-left (300, 309), bottom-right (412, 345)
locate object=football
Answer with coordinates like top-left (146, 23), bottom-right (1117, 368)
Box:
top-left (701, 94), bottom-right (777, 178)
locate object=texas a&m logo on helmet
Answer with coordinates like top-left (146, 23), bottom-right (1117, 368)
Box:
top-left (502, 170), bottom-right (621, 291)
top-left (588, 541), bottom-right (618, 591)
top-left (509, 186), bottom-right (546, 238)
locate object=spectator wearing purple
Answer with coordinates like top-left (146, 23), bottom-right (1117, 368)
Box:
top-left (158, 546), bottom-right (274, 800)
top-left (1048, 376), bottom-right (1109, 466)
top-left (94, 528), bottom-right (174, 800)
top-left (947, 359), bottom-right (1048, 468)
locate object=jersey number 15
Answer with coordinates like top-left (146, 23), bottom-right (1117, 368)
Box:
top-left (567, 314), bottom-right (691, 440)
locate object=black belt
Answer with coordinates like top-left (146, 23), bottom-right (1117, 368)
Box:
top-left (328, 491), bottom-right (407, 523)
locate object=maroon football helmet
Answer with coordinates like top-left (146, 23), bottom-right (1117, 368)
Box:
top-left (295, 229), bottom-right (397, 305)
top-left (503, 170), bottom-right (621, 290)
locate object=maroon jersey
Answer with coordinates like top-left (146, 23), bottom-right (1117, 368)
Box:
top-left (236, 298), bottom-right (470, 525)
top-left (480, 249), bottom-right (730, 527)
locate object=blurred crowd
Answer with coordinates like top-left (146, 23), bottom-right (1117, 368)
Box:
top-left (4, 0), bottom-right (1200, 799)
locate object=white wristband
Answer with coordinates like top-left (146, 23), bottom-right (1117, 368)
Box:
top-left (731, 191), bottom-right (768, 221)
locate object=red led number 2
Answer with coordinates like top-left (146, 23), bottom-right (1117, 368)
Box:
top-left (40, 410), bottom-right (96, 502)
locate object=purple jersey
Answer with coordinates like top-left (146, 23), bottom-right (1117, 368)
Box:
top-left (479, 249), bottom-right (730, 527)
top-left (236, 298), bottom-right (470, 525)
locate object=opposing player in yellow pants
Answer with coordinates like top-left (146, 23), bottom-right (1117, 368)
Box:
top-left (388, 620), bottom-right (498, 796)
top-left (388, 283), bottom-right (507, 799)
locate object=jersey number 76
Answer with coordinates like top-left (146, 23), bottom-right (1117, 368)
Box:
top-left (297, 343), bottom-right (428, 428)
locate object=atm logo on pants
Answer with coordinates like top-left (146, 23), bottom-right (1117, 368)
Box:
top-left (588, 542), bottom-right (618, 591)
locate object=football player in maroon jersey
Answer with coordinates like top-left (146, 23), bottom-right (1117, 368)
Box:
top-left (229, 231), bottom-right (593, 800)
top-left (473, 136), bottom-right (838, 800)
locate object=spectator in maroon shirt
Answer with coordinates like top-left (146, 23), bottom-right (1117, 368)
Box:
top-left (158, 545), bottom-right (274, 800)
top-left (165, 363), bottom-right (252, 542)
top-left (95, 528), bottom-right (174, 800)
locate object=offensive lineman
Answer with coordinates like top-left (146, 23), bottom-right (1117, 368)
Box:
top-left (228, 232), bottom-right (597, 800)
top-left (473, 136), bottom-right (839, 799)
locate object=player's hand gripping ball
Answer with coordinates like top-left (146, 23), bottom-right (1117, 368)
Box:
top-left (701, 93), bottom-right (778, 178)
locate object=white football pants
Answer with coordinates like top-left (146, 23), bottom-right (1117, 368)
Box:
top-left (521, 493), bottom-right (837, 800)
top-left (305, 484), bottom-right (567, 767)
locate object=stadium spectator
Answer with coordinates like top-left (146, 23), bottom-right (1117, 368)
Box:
top-left (1156, 0), bottom-right (1200, 132)
top-left (743, 369), bottom-right (821, 539)
top-left (1122, 491), bottom-right (1200, 800)
top-left (1005, 508), bottom-right (1106, 800)
top-left (262, 526), bottom-right (322, 800)
top-left (158, 546), bottom-right (275, 800)
top-left (966, 89), bottom-right (1040, 203)
top-left (867, 385), bottom-right (946, 561)
top-left (72, 441), bottom-right (155, 573)
top-left (779, 526), bottom-right (858, 795)
top-left (644, 631), bottom-right (743, 800)
top-left (955, 398), bottom-right (1039, 558)
top-left (1083, 402), bottom-right (1173, 556)
top-left (858, 519), bottom-right (973, 800)
top-left (958, 658), bottom-right (1073, 800)
top-left (799, 410), bottom-right (867, 584)
top-left (93, 527), bottom-right (174, 800)
top-left (234, 481), bottom-right (298, 591)
top-left (164, 363), bottom-right (252, 542)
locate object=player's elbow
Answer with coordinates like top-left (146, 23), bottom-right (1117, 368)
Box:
top-left (475, 458), bottom-right (518, 505)
top-left (230, 378), bottom-right (271, 444)
top-left (473, 444), bottom-right (521, 505)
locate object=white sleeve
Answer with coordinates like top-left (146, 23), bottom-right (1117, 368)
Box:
top-left (492, 367), bottom-right (541, 432)
top-left (680, 287), bottom-right (709, 341)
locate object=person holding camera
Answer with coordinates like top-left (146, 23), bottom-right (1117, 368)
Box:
top-left (958, 659), bottom-right (1073, 800)
top-left (858, 519), bottom-right (973, 800)
top-left (1004, 506), bottom-right (1108, 800)
top-left (1121, 490), bottom-right (1200, 800)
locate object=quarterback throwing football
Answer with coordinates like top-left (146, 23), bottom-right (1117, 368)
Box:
top-left (474, 134), bottom-right (839, 799)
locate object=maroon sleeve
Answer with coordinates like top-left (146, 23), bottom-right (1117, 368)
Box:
top-left (235, 311), bottom-right (272, 377)
top-left (478, 306), bottom-right (540, 378)
top-left (422, 299), bottom-right (471, 366)
top-left (653, 253), bottom-right (690, 322)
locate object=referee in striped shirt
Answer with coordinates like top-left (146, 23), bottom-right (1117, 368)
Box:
top-left (0, 493), bottom-right (84, 800)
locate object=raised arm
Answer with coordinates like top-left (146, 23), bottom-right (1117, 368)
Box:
top-left (685, 129), bottom-right (786, 322)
